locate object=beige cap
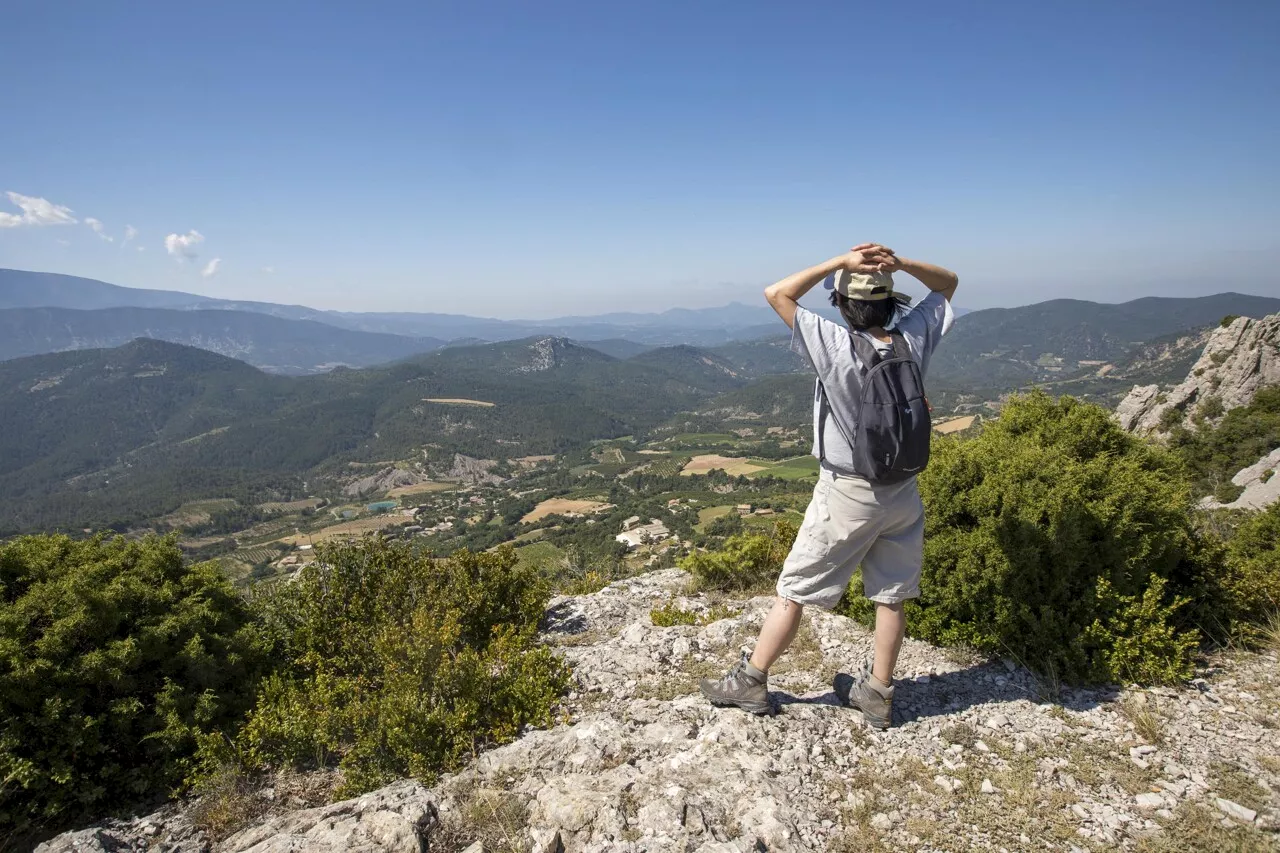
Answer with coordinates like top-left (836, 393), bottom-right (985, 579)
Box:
top-left (830, 269), bottom-right (897, 300)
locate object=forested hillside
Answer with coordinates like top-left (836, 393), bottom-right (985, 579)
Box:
top-left (0, 336), bottom-right (737, 534)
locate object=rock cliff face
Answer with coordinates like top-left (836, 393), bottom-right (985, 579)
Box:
top-left (1116, 313), bottom-right (1280, 434)
top-left (35, 570), bottom-right (1280, 852)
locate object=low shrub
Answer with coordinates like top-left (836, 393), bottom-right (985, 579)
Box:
top-left (211, 540), bottom-right (569, 797)
top-left (0, 535), bottom-right (267, 837)
top-left (1219, 501), bottom-right (1280, 642)
top-left (846, 393), bottom-right (1213, 684)
top-left (679, 521), bottom-right (796, 593)
top-left (649, 598), bottom-right (737, 627)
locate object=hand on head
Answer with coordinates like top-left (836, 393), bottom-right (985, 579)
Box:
top-left (844, 243), bottom-right (901, 274)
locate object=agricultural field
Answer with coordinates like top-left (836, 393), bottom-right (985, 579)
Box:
top-left (157, 498), bottom-right (237, 527)
top-left (512, 540), bottom-right (564, 572)
top-left (422, 397), bottom-right (495, 406)
top-left (679, 453), bottom-right (818, 481)
top-left (680, 454), bottom-right (770, 477)
top-left (933, 415), bottom-right (979, 434)
top-left (520, 498), bottom-right (613, 523)
top-left (278, 515), bottom-right (404, 545)
top-left (386, 481), bottom-right (456, 499)
top-left (696, 505), bottom-right (735, 530)
top-left (258, 497), bottom-right (325, 513)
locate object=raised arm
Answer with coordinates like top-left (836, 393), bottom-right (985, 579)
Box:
top-left (866, 245), bottom-right (959, 302)
top-left (764, 247), bottom-right (886, 329)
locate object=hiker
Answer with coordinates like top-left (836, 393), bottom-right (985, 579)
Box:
top-left (700, 243), bottom-right (958, 728)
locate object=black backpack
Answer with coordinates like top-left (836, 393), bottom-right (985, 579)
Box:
top-left (817, 331), bottom-right (931, 483)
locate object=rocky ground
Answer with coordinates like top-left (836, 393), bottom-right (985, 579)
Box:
top-left (35, 569), bottom-right (1280, 853)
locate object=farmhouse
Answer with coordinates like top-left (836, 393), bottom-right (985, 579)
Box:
top-left (615, 518), bottom-right (671, 550)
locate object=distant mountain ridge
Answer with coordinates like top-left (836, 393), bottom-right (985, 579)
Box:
top-left (0, 306), bottom-right (445, 374)
top-left (0, 268), bottom-right (801, 346)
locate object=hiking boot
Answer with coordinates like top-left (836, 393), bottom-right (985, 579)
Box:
top-left (833, 662), bottom-right (894, 729)
top-left (700, 653), bottom-right (775, 716)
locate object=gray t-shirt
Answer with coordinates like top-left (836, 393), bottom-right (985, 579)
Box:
top-left (789, 290), bottom-right (955, 474)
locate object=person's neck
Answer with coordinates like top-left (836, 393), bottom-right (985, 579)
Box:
top-left (862, 326), bottom-right (892, 344)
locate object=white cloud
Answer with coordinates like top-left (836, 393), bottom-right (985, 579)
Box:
top-left (122, 224), bottom-right (138, 246)
top-left (85, 217), bottom-right (114, 242)
top-left (0, 191), bottom-right (78, 228)
top-left (262, 265), bottom-right (275, 274)
top-left (56, 239), bottom-right (71, 246)
top-left (201, 258), bottom-right (222, 278)
top-left (165, 229), bottom-right (204, 261)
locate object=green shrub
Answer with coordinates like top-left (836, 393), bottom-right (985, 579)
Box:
top-left (1193, 395), bottom-right (1224, 424)
top-left (649, 598), bottom-right (737, 627)
top-left (679, 521), bottom-right (796, 593)
top-left (1220, 315), bottom-right (1240, 328)
top-left (1219, 502), bottom-right (1280, 640)
top-left (848, 393), bottom-right (1210, 684)
top-left (215, 539), bottom-right (569, 797)
top-left (1169, 386), bottom-right (1280, 497)
top-left (1214, 482), bottom-right (1244, 504)
top-left (1158, 406), bottom-right (1183, 432)
top-left (0, 535), bottom-right (267, 836)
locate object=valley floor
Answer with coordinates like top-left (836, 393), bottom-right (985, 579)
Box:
top-left (37, 570), bottom-right (1280, 853)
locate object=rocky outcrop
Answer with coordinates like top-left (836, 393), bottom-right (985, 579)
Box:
top-left (1200, 446), bottom-right (1280, 511)
top-left (33, 781), bottom-right (436, 853)
top-left (343, 466), bottom-right (426, 497)
top-left (35, 571), bottom-right (1280, 852)
top-left (1117, 313), bottom-right (1280, 434)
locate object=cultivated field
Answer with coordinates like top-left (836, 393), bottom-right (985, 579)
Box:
top-left (680, 454), bottom-right (770, 476)
top-left (386, 481), bottom-right (456, 498)
top-left (278, 516), bottom-right (401, 545)
top-left (423, 397), bottom-right (495, 407)
top-left (933, 415), bottom-right (978, 434)
top-left (258, 497), bottom-right (325, 512)
top-left (520, 498), bottom-right (613, 523)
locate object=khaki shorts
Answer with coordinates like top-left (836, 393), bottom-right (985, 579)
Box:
top-left (776, 466), bottom-right (925, 609)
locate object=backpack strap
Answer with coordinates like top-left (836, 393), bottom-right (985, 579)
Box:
top-left (887, 330), bottom-right (910, 361)
top-left (816, 330), bottom-right (881, 471)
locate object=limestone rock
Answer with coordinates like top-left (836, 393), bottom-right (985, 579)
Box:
top-left (220, 780), bottom-right (435, 852)
top-left (1118, 313), bottom-right (1280, 435)
top-left (1201, 446), bottom-right (1280, 511)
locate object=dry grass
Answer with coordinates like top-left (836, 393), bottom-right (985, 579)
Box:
top-left (433, 784), bottom-right (527, 853)
top-left (1210, 762), bottom-right (1272, 813)
top-left (1119, 697), bottom-right (1168, 745)
top-left (385, 481), bottom-right (455, 498)
top-left (278, 516), bottom-right (401, 546)
top-left (190, 766), bottom-right (339, 841)
top-left (1137, 801), bottom-right (1275, 852)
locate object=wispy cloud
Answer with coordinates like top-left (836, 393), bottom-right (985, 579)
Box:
top-left (262, 265), bottom-right (275, 274)
top-left (85, 217), bottom-right (114, 242)
top-left (164, 229), bottom-right (204, 261)
top-left (122, 224), bottom-right (138, 247)
top-left (201, 258), bottom-right (222, 278)
top-left (0, 191), bottom-right (78, 228)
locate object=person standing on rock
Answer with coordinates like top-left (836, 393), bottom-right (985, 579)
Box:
top-left (700, 243), bottom-right (958, 728)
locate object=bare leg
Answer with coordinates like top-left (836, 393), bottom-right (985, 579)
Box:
top-left (872, 601), bottom-right (905, 685)
top-left (749, 597), bottom-right (804, 673)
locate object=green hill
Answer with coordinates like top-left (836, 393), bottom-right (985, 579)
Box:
top-left (0, 336), bottom-right (741, 535)
top-left (626, 345), bottom-right (747, 392)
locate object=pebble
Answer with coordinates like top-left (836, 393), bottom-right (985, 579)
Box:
top-left (981, 779), bottom-right (997, 795)
top-left (987, 713), bottom-right (1012, 729)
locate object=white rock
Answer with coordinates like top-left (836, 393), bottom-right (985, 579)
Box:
top-left (986, 713), bottom-right (1012, 729)
top-left (1134, 793), bottom-right (1164, 810)
top-left (870, 813), bottom-right (893, 832)
top-left (1215, 798), bottom-right (1258, 823)
top-left (981, 779), bottom-right (998, 795)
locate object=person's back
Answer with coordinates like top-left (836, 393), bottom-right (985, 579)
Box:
top-left (700, 242), bottom-right (957, 727)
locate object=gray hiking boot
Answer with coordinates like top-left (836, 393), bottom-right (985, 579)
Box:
top-left (833, 662), bottom-right (894, 729)
top-left (700, 653), bottom-right (775, 716)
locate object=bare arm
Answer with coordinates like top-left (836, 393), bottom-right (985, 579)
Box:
top-left (764, 248), bottom-right (884, 329)
top-left (897, 256), bottom-right (959, 302)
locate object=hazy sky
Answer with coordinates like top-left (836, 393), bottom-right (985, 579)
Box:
top-left (1, 1), bottom-right (1277, 319)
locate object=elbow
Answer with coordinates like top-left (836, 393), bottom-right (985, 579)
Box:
top-left (764, 284), bottom-right (780, 305)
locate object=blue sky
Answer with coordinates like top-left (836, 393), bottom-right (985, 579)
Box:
top-left (1, 1), bottom-right (1277, 318)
